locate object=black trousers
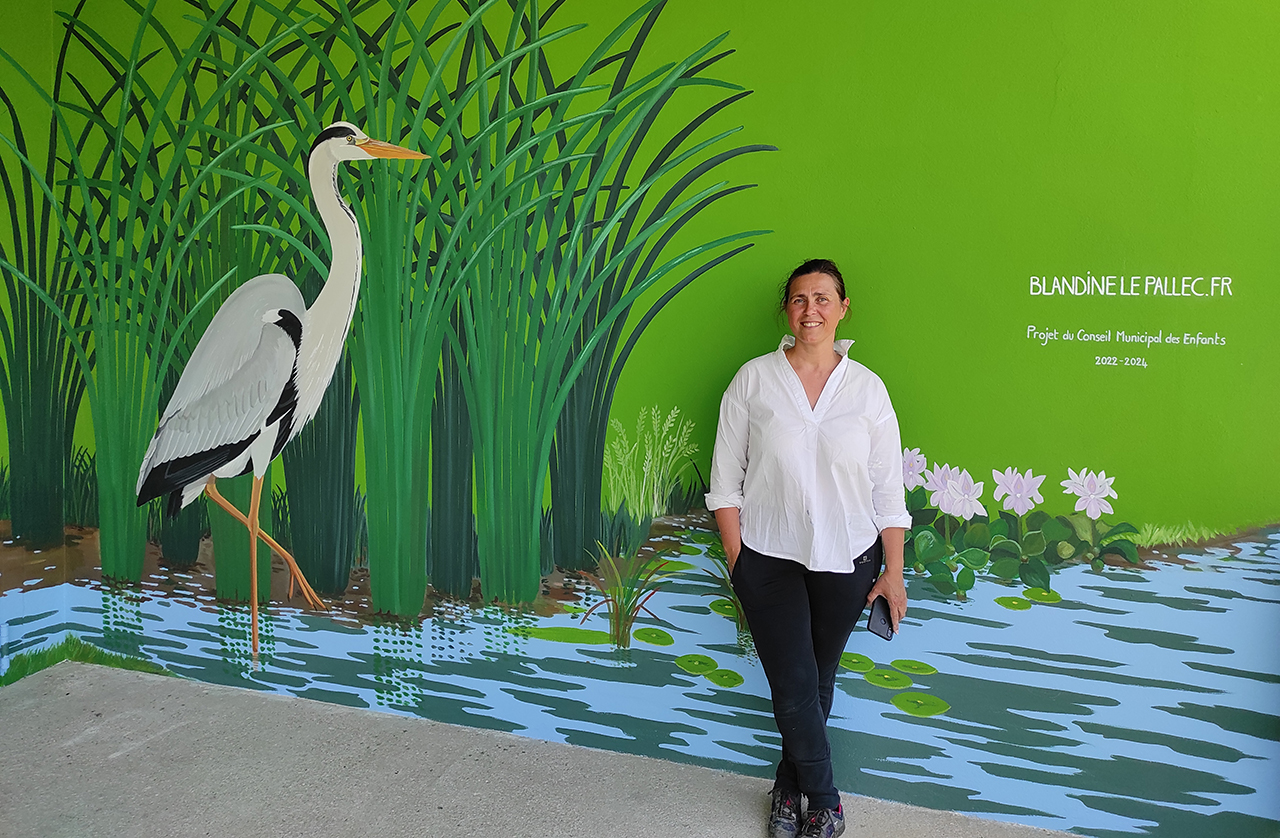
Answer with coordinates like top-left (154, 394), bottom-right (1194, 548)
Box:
top-left (731, 540), bottom-right (881, 810)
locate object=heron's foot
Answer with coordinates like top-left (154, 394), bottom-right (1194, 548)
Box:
top-left (270, 540), bottom-right (327, 612)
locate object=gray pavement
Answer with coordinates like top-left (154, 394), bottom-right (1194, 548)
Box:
top-left (1, 662), bottom-right (1071, 838)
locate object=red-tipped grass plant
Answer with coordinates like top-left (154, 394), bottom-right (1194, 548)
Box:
top-left (699, 541), bottom-right (746, 632)
top-left (579, 542), bottom-right (675, 649)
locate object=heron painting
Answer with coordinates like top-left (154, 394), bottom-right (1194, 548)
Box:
top-left (135, 122), bottom-right (429, 655)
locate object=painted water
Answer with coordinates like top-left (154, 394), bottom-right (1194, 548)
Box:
top-left (2, 528), bottom-right (1278, 837)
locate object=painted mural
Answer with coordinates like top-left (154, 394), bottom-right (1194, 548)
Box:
top-left (1, 2), bottom-right (1278, 838)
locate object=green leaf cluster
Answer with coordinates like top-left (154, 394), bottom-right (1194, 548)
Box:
top-left (903, 483), bottom-right (1141, 605)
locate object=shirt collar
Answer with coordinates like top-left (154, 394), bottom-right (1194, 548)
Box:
top-left (777, 335), bottom-right (856, 357)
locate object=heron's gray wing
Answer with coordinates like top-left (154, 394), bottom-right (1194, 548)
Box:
top-left (136, 325), bottom-right (297, 497)
top-left (161, 273), bottom-right (305, 423)
top-left (137, 277), bottom-right (302, 496)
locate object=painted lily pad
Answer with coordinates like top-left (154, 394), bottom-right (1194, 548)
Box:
top-left (689, 532), bottom-right (719, 544)
top-left (559, 604), bottom-right (587, 614)
top-left (994, 596), bottom-right (1033, 611)
top-left (677, 544), bottom-right (702, 555)
top-left (1023, 587), bottom-right (1062, 604)
top-left (704, 668), bottom-right (744, 689)
top-left (650, 560), bottom-right (695, 573)
top-left (839, 652), bottom-right (875, 673)
top-left (864, 669), bottom-right (913, 689)
top-left (633, 627), bottom-right (674, 646)
top-left (708, 598), bottom-right (739, 618)
top-left (674, 653), bottom-right (718, 675)
top-left (891, 691), bottom-right (951, 717)
top-left (511, 626), bottom-right (612, 644)
top-left (891, 659), bottom-right (937, 676)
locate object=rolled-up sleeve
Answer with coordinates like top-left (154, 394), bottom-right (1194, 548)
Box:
top-left (867, 393), bottom-right (913, 531)
top-left (705, 372), bottom-right (749, 511)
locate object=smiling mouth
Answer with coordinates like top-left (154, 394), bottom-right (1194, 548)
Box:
top-left (801, 321), bottom-right (823, 327)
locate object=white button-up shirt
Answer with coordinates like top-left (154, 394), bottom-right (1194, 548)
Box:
top-left (705, 336), bottom-right (913, 573)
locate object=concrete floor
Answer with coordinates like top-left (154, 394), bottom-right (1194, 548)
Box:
top-left (0, 662), bottom-right (1072, 838)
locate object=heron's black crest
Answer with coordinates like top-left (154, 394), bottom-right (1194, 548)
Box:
top-left (274, 309), bottom-right (303, 349)
top-left (308, 124), bottom-right (357, 164)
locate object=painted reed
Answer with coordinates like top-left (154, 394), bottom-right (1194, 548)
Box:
top-left (0, 2), bottom-right (92, 548)
top-left (603, 405), bottom-right (698, 523)
top-left (0, 0), bottom-right (307, 581)
top-left (545, 10), bottom-right (774, 573)
top-left (447, 1), bottom-right (769, 603)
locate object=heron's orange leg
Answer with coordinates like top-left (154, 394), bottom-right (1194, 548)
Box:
top-left (204, 478), bottom-right (327, 611)
top-left (247, 476), bottom-right (263, 657)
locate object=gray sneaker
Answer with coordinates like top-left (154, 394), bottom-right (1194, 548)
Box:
top-left (798, 805), bottom-right (844, 838)
top-left (768, 789), bottom-right (802, 837)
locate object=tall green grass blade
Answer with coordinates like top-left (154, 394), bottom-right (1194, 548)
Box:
top-left (0, 6), bottom-right (92, 548)
top-left (281, 273), bottom-right (361, 598)
top-left (429, 311), bottom-right (478, 599)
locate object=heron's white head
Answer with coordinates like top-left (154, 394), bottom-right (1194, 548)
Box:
top-left (307, 121), bottom-right (430, 166)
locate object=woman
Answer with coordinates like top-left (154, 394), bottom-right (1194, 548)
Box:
top-left (705, 258), bottom-right (911, 838)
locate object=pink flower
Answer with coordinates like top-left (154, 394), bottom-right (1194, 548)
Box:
top-left (943, 468), bottom-right (985, 521)
top-left (903, 448), bottom-right (927, 490)
top-left (1060, 467), bottom-right (1117, 520)
top-left (992, 467), bottom-right (1045, 516)
top-left (923, 463), bottom-right (959, 510)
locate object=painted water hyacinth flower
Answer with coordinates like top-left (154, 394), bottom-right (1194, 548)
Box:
top-left (1061, 467), bottom-right (1118, 520)
top-left (992, 467), bottom-right (1046, 516)
top-left (943, 468), bottom-right (985, 521)
top-left (903, 448), bottom-right (927, 490)
top-left (923, 463), bottom-right (959, 510)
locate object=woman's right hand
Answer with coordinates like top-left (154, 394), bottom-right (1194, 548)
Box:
top-left (715, 507), bottom-right (743, 575)
top-left (726, 541), bottom-right (742, 574)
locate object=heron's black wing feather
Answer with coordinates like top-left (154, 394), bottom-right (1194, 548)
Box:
top-left (136, 431), bottom-right (261, 507)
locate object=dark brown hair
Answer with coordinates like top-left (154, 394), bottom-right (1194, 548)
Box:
top-left (779, 258), bottom-right (847, 312)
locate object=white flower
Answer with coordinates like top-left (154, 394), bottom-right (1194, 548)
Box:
top-left (903, 448), bottom-right (927, 490)
top-left (935, 486), bottom-right (959, 517)
top-left (944, 468), bottom-right (985, 521)
top-left (1060, 466), bottom-right (1087, 496)
top-left (923, 463), bottom-right (959, 510)
top-left (992, 467), bottom-right (1045, 516)
top-left (1060, 467), bottom-right (1117, 520)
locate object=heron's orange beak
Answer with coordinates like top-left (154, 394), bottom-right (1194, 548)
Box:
top-left (356, 138), bottom-right (430, 160)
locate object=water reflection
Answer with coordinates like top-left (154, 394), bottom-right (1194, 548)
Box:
top-left (1, 530), bottom-right (1277, 837)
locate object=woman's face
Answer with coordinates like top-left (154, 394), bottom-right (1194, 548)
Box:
top-left (785, 272), bottom-right (849, 347)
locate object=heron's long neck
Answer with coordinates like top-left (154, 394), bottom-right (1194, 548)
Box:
top-left (296, 152), bottom-right (361, 427)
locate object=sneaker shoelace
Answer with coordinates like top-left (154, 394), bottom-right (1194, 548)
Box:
top-left (801, 807), bottom-right (841, 837)
top-left (771, 792), bottom-right (800, 821)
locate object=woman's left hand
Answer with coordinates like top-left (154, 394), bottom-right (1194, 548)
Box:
top-left (866, 570), bottom-right (908, 632)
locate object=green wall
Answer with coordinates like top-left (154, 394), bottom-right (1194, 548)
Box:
top-left (604, 0), bottom-right (1279, 533)
top-left (3, 0), bottom-right (1276, 537)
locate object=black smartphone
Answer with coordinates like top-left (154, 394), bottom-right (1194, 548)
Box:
top-left (867, 595), bottom-right (894, 641)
